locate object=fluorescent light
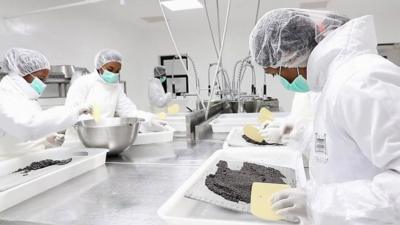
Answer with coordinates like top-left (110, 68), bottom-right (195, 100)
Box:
top-left (161, 0), bottom-right (203, 11)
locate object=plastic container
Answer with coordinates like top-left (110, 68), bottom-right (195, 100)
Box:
top-left (209, 118), bottom-right (259, 133)
top-left (209, 113), bottom-right (289, 133)
top-left (158, 147), bottom-right (306, 225)
top-left (165, 114), bottom-right (187, 132)
top-left (133, 125), bottom-right (175, 145)
top-left (0, 147), bottom-right (107, 212)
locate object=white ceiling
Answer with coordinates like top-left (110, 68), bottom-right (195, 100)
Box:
top-left (0, 0), bottom-right (399, 32)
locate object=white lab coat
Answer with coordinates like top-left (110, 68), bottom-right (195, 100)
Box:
top-left (148, 78), bottom-right (172, 108)
top-left (64, 72), bottom-right (154, 143)
top-left (0, 74), bottom-right (79, 160)
top-left (305, 15), bottom-right (400, 224)
top-left (66, 72), bottom-right (153, 120)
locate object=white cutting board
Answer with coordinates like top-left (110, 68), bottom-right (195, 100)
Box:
top-left (0, 147), bottom-right (107, 212)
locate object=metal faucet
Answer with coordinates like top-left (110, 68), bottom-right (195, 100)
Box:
top-left (235, 58), bottom-right (257, 113)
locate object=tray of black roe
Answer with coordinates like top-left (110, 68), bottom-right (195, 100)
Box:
top-left (13, 158), bottom-right (73, 176)
top-left (184, 160), bottom-right (296, 213)
top-left (205, 160), bottom-right (286, 203)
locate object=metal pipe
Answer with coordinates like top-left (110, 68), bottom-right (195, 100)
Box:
top-left (216, 0), bottom-right (222, 50)
top-left (158, 1), bottom-right (206, 109)
top-left (187, 55), bottom-right (200, 94)
top-left (263, 72), bottom-right (267, 99)
top-left (203, 0), bottom-right (220, 58)
top-left (171, 56), bottom-right (176, 97)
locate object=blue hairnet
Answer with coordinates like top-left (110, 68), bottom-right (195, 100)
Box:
top-left (249, 8), bottom-right (350, 67)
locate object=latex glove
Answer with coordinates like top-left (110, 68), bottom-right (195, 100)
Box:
top-left (271, 188), bottom-right (310, 224)
top-left (45, 133), bottom-right (65, 148)
top-left (78, 104), bottom-right (93, 116)
top-left (141, 119), bottom-right (168, 132)
top-left (260, 120), bottom-right (283, 144)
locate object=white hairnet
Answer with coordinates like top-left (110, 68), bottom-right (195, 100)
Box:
top-left (154, 66), bottom-right (166, 77)
top-left (4, 48), bottom-right (50, 76)
top-left (249, 8), bottom-right (350, 67)
top-left (94, 49), bottom-right (122, 69)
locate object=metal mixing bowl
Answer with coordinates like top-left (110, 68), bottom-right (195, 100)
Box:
top-left (75, 117), bottom-right (142, 156)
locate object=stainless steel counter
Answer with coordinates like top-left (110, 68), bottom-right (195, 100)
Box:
top-left (0, 135), bottom-right (226, 225)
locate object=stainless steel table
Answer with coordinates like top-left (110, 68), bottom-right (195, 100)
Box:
top-left (0, 135), bottom-right (226, 225)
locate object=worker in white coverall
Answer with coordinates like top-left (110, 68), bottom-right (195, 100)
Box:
top-left (64, 49), bottom-right (166, 138)
top-left (148, 66), bottom-right (172, 108)
top-left (249, 8), bottom-right (400, 225)
top-left (0, 48), bottom-right (91, 160)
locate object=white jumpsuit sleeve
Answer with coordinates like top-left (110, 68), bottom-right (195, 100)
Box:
top-left (0, 100), bottom-right (79, 142)
top-left (307, 71), bottom-right (400, 225)
top-left (148, 78), bottom-right (172, 108)
top-left (116, 87), bottom-right (154, 121)
top-left (65, 76), bottom-right (94, 121)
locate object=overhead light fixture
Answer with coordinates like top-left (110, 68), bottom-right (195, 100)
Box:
top-left (161, 0), bottom-right (203, 11)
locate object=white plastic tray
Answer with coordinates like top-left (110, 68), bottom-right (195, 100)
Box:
top-left (209, 113), bottom-right (289, 133)
top-left (165, 114), bottom-right (187, 132)
top-left (217, 113), bottom-right (259, 119)
top-left (0, 147), bottom-right (107, 212)
top-left (158, 147), bottom-right (306, 225)
top-left (133, 125), bottom-right (175, 145)
top-left (223, 127), bottom-right (285, 149)
top-left (210, 118), bottom-right (259, 133)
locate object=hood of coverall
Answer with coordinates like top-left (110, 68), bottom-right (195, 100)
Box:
top-left (306, 15), bottom-right (378, 92)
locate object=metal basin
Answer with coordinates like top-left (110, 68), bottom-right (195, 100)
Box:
top-left (75, 117), bottom-right (142, 156)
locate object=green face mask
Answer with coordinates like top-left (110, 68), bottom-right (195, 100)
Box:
top-left (31, 77), bottom-right (47, 95)
top-left (159, 76), bottom-right (167, 83)
top-left (101, 70), bottom-right (119, 84)
top-left (277, 68), bottom-right (310, 93)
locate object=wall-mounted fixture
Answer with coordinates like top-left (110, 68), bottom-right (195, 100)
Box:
top-left (161, 0), bottom-right (203, 11)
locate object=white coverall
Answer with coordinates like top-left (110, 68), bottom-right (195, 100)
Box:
top-left (64, 72), bottom-right (154, 143)
top-left (0, 75), bottom-right (79, 159)
top-left (148, 78), bottom-right (172, 108)
top-left (66, 72), bottom-right (153, 120)
top-left (306, 15), bottom-right (400, 224)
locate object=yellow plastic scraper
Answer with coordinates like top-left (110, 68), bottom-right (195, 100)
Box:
top-left (92, 104), bottom-right (101, 122)
top-left (157, 112), bottom-right (167, 120)
top-left (167, 104), bottom-right (180, 115)
top-left (258, 107), bottom-right (273, 124)
top-left (243, 124), bottom-right (264, 143)
top-left (251, 182), bottom-right (290, 221)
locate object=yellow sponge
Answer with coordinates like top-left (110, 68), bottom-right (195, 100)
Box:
top-left (251, 182), bottom-right (290, 221)
top-left (243, 124), bottom-right (264, 143)
top-left (157, 112), bottom-right (167, 120)
top-left (258, 107), bottom-right (273, 123)
top-left (167, 104), bottom-right (180, 114)
top-left (92, 104), bottom-right (101, 122)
